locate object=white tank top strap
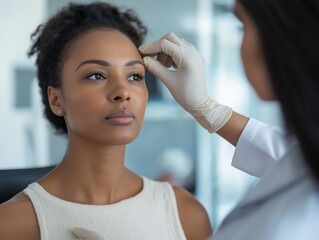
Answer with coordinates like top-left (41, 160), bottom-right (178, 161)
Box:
top-left (24, 184), bottom-right (50, 240)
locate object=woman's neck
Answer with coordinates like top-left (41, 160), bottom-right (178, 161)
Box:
top-left (39, 137), bottom-right (142, 205)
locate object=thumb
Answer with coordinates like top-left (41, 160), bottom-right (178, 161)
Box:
top-left (143, 56), bottom-right (172, 84)
top-left (72, 227), bottom-right (104, 240)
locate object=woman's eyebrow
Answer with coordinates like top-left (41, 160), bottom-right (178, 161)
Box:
top-left (76, 60), bottom-right (144, 71)
top-left (125, 60), bottom-right (144, 67)
top-left (76, 59), bottom-right (109, 71)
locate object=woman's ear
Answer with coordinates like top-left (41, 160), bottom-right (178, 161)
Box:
top-left (48, 86), bottom-right (64, 116)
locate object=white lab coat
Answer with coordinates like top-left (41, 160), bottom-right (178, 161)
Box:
top-left (214, 119), bottom-right (319, 240)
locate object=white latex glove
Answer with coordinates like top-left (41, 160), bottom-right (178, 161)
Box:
top-left (72, 227), bottom-right (105, 240)
top-left (139, 32), bottom-right (232, 133)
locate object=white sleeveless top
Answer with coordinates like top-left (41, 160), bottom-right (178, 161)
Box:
top-left (23, 177), bottom-right (186, 240)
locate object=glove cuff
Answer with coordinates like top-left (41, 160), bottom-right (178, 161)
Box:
top-left (188, 97), bottom-right (233, 133)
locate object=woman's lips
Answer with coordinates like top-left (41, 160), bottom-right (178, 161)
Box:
top-left (104, 110), bottom-right (135, 125)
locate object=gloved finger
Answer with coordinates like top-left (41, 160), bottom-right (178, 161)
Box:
top-left (157, 39), bottom-right (182, 68)
top-left (162, 32), bottom-right (182, 45)
top-left (143, 56), bottom-right (172, 83)
top-left (139, 32), bottom-right (181, 55)
top-left (139, 40), bottom-right (162, 55)
top-left (72, 227), bottom-right (105, 240)
top-left (140, 39), bottom-right (183, 69)
top-left (139, 38), bottom-right (179, 58)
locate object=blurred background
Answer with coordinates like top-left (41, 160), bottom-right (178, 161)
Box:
top-left (0, 0), bottom-right (282, 227)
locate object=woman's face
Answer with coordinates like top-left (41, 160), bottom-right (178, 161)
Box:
top-left (49, 29), bottom-right (148, 145)
top-left (234, 1), bottom-right (275, 100)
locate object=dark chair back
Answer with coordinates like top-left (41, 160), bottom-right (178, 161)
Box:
top-left (0, 165), bottom-right (55, 203)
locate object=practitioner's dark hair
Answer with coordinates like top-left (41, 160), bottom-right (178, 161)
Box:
top-left (28, 2), bottom-right (147, 135)
top-left (239, 0), bottom-right (319, 183)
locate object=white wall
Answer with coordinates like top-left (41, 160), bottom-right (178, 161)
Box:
top-left (0, 0), bottom-right (47, 168)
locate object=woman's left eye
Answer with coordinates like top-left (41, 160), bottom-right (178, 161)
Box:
top-left (128, 74), bottom-right (145, 81)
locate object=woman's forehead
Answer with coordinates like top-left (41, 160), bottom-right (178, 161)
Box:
top-left (65, 29), bottom-right (142, 65)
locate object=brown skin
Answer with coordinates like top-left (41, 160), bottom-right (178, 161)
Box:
top-left (217, 111), bottom-right (249, 147)
top-left (0, 29), bottom-right (212, 240)
top-left (174, 186), bottom-right (213, 239)
top-left (0, 193), bottom-right (39, 240)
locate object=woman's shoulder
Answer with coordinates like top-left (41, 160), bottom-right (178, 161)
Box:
top-left (172, 186), bottom-right (213, 240)
top-left (0, 192), bottom-right (40, 240)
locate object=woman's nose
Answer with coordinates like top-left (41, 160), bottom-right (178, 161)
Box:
top-left (109, 79), bottom-right (131, 103)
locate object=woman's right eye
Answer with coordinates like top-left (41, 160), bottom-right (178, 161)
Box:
top-left (86, 72), bottom-right (106, 80)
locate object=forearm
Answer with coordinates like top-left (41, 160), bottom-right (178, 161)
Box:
top-left (216, 112), bottom-right (249, 147)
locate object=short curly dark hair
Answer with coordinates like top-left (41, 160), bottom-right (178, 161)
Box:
top-left (28, 1), bottom-right (147, 135)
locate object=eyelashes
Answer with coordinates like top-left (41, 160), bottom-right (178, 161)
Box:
top-left (85, 72), bottom-right (145, 81)
top-left (86, 72), bottom-right (106, 80)
top-left (128, 73), bottom-right (145, 81)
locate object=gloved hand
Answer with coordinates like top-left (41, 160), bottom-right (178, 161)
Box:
top-left (72, 227), bottom-right (105, 240)
top-left (139, 32), bottom-right (232, 133)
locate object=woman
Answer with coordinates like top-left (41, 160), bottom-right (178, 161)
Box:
top-left (0, 2), bottom-right (212, 240)
top-left (139, 0), bottom-right (319, 239)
